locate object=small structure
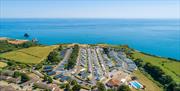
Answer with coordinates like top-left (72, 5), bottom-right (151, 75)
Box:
top-left (34, 82), bottom-right (52, 90)
top-left (0, 85), bottom-right (16, 91)
top-left (21, 73), bottom-right (39, 87)
top-left (129, 81), bottom-right (143, 89)
top-left (43, 66), bottom-right (53, 72)
top-left (106, 79), bottom-right (120, 88)
top-left (53, 74), bottom-right (63, 79)
top-left (124, 58), bottom-right (137, 72)
top-left (0, 75), bottom-right (21, 84)
top-left (44, 65), bottom-right (53, 69)
top-left (78, 71), bottom-right (89, 79)
top-left (34, 82), bottom-right (60, 91)
top-left (0, 70), bottom-right (14, 76)
top-left (32, 38), bottom-right (38, 42)
top-left (47, 71), bottom-right (56, 76)
top-left (60, 76), bottom-right (71, 82)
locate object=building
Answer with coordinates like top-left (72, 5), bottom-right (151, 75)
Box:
top-left (0, 85), bottom-right (16, 91)
top-left (47, 71), bottom-right (56, 76)
top-left (60, 76), bottom-right (71, 82)
top-left (0, 75), bottom-right (21, 84)
top-left (0, 70), bottom-right (14, 76)
top-left (34, 82), bottom-right (52, 90)
top-left (54, 74), bottom-right (63, 79)
top-left (106, 79), bottom-right (120, 88)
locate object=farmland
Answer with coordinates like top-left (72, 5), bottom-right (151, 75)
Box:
top-left (0, 45), bottom-right (58, 64)
top-left (0, 62), bottom-right (7, 68)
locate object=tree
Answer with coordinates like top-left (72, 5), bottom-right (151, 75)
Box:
top-left (160, 75), bottom-right (173, 85)
top-left (72, 84), bottom-right (81, 91)
top-left (22, 41), bottom-right (35, 48)
top-left (43, 74), bottom-right (48, 81)
top-left (13, 71), bottom-right (21, 78)
top-left (47, 51), bottom-right (59, 63)
top-left (35, 64), bottom-right (42, 70)
top-left (134, 58), bottom-right (143, 67)
top-left (65, 84), bottom-right (70, 91)
top-left (60, 84), bottom-right (66, 89)
top-left (71, 80), bottom-right (77, 85)
top-left (7, 61), bottom-right (16, 66)
top-left (107, 88), bottom-right (115, 91)
top-left (143, 62), bottom-right (173, 86)
top-left (103, 47), bottom-right (109, 54)
top-left (58, 45), bottom-right (63, 51)
top-left (97, 82), bottom-right (106, 91)
top-left (21, 73), bottom-right (30, 82)
top-left (117, 85), bottom-right (131, 91)
top-left (166, 81), bottom-right (180, 91)
top-left (47, 76), bottom-right (53, 83)
top-left (67, 45), bottom-right (79, 69)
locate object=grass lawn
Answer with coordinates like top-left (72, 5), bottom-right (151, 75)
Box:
top-left (0, 62), bottom-right (7, 68)
top-left (132, 70), bottom-right (163, 91)
top-left (132, 51), bottom-right (180, 82)
top-left (0, 45), bottom-right (58, 64)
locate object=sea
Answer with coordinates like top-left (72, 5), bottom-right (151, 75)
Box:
top-left (0, 19), bottom-right (180, 60)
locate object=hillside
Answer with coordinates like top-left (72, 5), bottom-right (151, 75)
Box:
top-left (0, 45), bottom-right (58, 64)
top-left (132, 51), bottom-right (180, 82)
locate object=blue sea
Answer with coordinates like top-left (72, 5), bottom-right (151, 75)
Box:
top-left (0, 19), bottom-right (180, 60)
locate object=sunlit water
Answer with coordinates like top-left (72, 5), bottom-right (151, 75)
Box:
top-left (0, 19), bottom-right (179, 60)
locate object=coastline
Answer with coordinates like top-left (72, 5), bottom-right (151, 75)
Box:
top-left (0, 37), bottom-right (179, 90)
top-left (1, 36), bottom-right (179, 61)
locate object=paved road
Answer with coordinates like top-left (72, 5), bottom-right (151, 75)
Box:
top-left (54, 48), bottom-right (72, 72)
top-left (87, 48), bottom-right (92, 73)
top-left (92, 48), bottom-right (103, 81)
top-left (74, 48), bottom-right (83, 74)
top-left (87, 48), bottom-right (96, 85)
top-left (96, 48), bottom-right (109, 77)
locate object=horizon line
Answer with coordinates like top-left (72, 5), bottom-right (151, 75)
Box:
top-left (0, 17), bottom-right (180, 20)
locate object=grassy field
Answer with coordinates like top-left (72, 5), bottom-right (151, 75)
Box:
top-left (0, 45), bottom-right (58, 64)
top-left (132, 70), bottom-right (163, 91)
top-left (0, 62), bottom-right (7, 68)
top-left (132, 51), bottom-right (180, 82)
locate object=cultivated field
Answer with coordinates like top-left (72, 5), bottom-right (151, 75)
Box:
top-left (0, 62), bottom-right (7, 68)
top-left (132, 51), bottom-right (180, 82)
top-left (0, 45), bottom-right (58, 64)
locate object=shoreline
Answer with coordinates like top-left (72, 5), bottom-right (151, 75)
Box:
top-left (0, 36), bottom-right (179, 61)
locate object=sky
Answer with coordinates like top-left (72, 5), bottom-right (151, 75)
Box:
top-left (0, 0), bottom-right (180, 19)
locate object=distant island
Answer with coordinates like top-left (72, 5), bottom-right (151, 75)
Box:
top-left (0, 37), bottom-right (179, 91)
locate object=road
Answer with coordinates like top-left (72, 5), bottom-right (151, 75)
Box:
top-left (87, 48), bottom-right (96, 85)
top-left (54, 48), bottom-right (72, 72)
top-left (96, 48), bottom-right (109, 77)
top-left (92, 48), bottom-right (103, 81)
top-left (74, 48), bottom-right (82, 74)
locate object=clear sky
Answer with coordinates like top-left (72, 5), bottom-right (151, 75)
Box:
top-left (0, 0), bottom-right (180, 19)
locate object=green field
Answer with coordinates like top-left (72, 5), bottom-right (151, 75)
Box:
top-left (132, 51), bottom-right (180, 82)
top-left (0, 62), bottom-right (7, 68)
top-left (132, 70), bottom-right (163, 91)
top-left (0, 45), bottom-right (58, 64)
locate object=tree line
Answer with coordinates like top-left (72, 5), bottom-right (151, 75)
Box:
top-left (35, 45), bottom-right (63, 70)
top-left (66, 45), bottom-right (79, 70)
top-left (0, 40), bottom-right (37, 53)
top-left (134, 59), bottom-right (180, 91)
top-left (95, 82), bottom-right (131, 91)
top-left (13, 71), bottom-right (30, 83)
